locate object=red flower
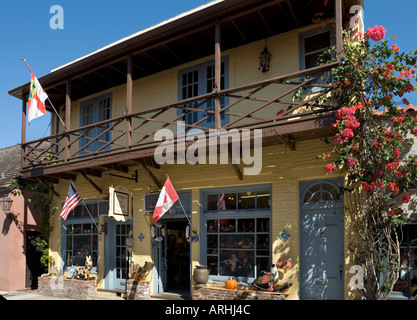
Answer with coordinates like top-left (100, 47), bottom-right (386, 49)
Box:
top-left (402, 192), bottom-right (411, 203)
top-left (342, 128), bottom-right (354, 138)
top-left (393, 149), bottom-right (401, 159)
top-left (347, 157), bottom-right (356, 167)
top-left (365, 25), bottom-right (386, 41)
top-left (373, 141), bottom-right (383, 149)
top-left (386, 162), bottom-right (400, 171)
top-left (391, 44), bottom-right (400, 52)
top-left (324, 163), bottom-right (336, 173)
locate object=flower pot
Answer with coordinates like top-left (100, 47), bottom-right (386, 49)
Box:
top-left (193, 265), bottom-right (209, 284)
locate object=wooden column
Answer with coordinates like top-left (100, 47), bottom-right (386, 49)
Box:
top-left (21, 95), bottom-right (27, 169)
top-left (65, 79), bottom-right (71, 161)
top-left (335, 0), bottom-right (343, 63)
top-left (126, 54), bottom-right (133, 148)
top-left (214, 21), bottom-right (222, 130)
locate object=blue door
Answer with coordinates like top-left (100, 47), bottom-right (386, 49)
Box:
top-left (300, 179), bottom-right (344, 300)
top-left (105, 219), bottom-right (132, 290)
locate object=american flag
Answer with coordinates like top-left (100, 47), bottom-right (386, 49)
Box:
top-left (60, 183), bottom-right (82, 220)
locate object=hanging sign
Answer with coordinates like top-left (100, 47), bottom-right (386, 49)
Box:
top-left (109, 185), bottom-right (131, 221)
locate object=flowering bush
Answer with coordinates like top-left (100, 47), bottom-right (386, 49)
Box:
top-left (318, 26), bottom-right (417, 299)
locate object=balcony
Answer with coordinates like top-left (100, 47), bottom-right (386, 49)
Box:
top-left (20, 61), bottom-right (338, 180)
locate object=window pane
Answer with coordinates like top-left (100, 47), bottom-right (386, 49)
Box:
top-left (257, 191), bottom-right (271, 209)
top-left (305, 31), bottom-right (330, 53)
top-left (238, 192), bottom-right (256, 209)
top-left (305, 51), bottom-right (324, 69)
top-left (256, 257), bottom-right (270, 276)
top-left (219, 219), bottom-right (235, 232)
top-left (257, 234), bottom-right (269, 255)
top-left (73, 224), bottom-right (82, 234)
top-left (409, 225), bottom-right (417, 242)
top-left (73, 206), bottom-right (82, 218)
top-left (257, 218), bottom-right (270, 232)
top-left (207, 256), bottom-right (218, 275)
top-left (207, 194), bottom-right (218, 210)
top-left (238, 219), bottom-right (255, 232)
top-left (207, 219), bottom-right (218, 233)
top-left (83, 224), bottom-right (92, 234)
top-left (219, 249), bottom-right (254, 277)
top-left (223, 193), bottom-right (236, 210)
top-left (207, 235), bottom-right (218, 254)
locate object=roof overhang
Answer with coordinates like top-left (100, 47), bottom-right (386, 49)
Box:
top-left (8, 0), bottom-right (361, 108)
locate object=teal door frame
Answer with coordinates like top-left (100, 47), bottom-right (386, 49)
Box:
top-left (104, 218), bottom-right (133, 290)
top-left (299, 178), bottom-right (345, 300)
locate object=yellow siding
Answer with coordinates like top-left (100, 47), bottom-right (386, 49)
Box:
top-left (57, 26), bottom-right (321, 135)
top-left (48, 138), bottom-right (354, 300)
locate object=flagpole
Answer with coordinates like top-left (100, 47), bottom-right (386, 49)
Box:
top-left (81, 198), bottom-right (100, 233)
top-left (177, 197), bottom-right (191, 225)
top-left (21, 57), bottom-right (66, 129)
top-left (165, 174), bottom-right (191, 225)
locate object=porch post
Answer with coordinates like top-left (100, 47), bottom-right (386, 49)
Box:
top-left (335, 0), bottom-right (343, 62)
top-left (65, 79), bottom-right (71, 161)
top-left (214, 21), bottom-right (222, 130)
top-left (21, 95), bottom-right (27, 169)
top-left (126, 54), bottom-right (133, 148)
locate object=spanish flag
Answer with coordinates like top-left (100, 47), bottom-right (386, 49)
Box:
top-left (24, 59), bottom-right (47, 125)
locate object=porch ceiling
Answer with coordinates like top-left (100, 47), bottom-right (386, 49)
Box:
top-left (8, 0), bottom-right (342, 107)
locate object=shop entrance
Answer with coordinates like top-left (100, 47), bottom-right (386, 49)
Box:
top-left (154, 218), bottom-right (190, 297)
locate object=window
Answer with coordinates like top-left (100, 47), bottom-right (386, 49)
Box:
top-left (201, 186), bottom-right (271, 281)
top-left (178, 57), bottom-right (229, 128)
top-left (65, 222), bottom-right (98, 268)
top-left (393, 224), bottom-right (417, 298)
top-left (80, 93), bottom-right (112, 153)
top-left (300, 29), bottom-right (334, 90)
top-left (63, 202), bottom-right (99, 269)
top-left (303, 182), bottom-right (341, 204)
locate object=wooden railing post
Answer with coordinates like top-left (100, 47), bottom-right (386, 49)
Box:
top-left (214, 21), bottom-right (222, 130)
top-left (21, 95), bottom-right (27, 169)
top-left (126, 54), bottom-right (133, 148)
top-left (335, 0), bottom-right (343, 63)
top-left (65, 79), bottom-right (71, 161)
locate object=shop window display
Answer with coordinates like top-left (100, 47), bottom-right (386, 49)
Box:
top-left (203, 188), bottom-right (271, 280)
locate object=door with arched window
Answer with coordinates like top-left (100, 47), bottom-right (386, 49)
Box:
top-left (299, 179), bottom-right (344, 300)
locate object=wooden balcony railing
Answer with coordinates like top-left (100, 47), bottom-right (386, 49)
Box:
top-left (21, 62), bottom-right (340, 173)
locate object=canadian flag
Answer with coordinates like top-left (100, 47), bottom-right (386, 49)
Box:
top-left (217, 193), bottom-right (226, 210)
top-left (152, 177), bottom-right (179, 224)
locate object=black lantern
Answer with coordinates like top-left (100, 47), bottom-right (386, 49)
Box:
top-left (0, 197), bottom-right (13, 213)
top-left (259, 46), bottom-right (271, 73)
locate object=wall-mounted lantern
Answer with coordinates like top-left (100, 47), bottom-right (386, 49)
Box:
top-left (0, 196), bottom-right (13, 214)
top-left (259, 46), bottom-right (271, 73)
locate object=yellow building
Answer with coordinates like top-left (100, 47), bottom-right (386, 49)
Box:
top-left (8, 0), bottom-right (365, 300)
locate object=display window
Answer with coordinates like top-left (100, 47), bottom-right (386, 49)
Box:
top-left (201, 186), bottom-right (271, 281)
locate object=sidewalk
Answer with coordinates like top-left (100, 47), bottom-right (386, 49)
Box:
top-left (0, 289), bottom-right (70, 300)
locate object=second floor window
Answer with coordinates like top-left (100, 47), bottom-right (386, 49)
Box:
top-left (80, 93), bottom-right (112, 154)
top-left (178, 57), bottom-right (229, 129)
top-left (300, 29), bottom-right (334, 90)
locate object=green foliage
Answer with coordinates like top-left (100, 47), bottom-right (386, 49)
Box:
top-left (11, 178), bottom-right (55, 267)
top-left (319, 27), bottom-right (417, 299)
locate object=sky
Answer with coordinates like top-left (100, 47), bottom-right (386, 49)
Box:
top-left (0, 0), bottom-right (416, 149)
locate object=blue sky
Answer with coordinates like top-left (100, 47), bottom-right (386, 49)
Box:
top-left (1, 0), bottom-right (416, 149)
